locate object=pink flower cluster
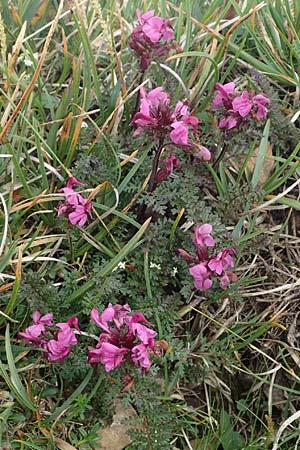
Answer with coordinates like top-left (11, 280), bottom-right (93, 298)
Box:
top-left (19, 311), bottom-right (79, 363)
top-left (129, 9), bottom-right (176, 71)
top-left (213, 82), bottom-right (269, 130)
top-left (178, 224), bottom-right (237, 290)
top-left (131, 87), bottom-right (210, 160)
top-left (57, 177), bottom-right (92, 227)
top-left (88, 304), bottom-right (157, 372)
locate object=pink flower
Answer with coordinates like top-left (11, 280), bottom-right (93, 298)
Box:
top-left (45, 340), bottom-right (72, 363)
top-left (88, 342), bottom-right (129, 372)
top-left (132, 87), bottom-right (205, 155)
top-left (178, 224), bottom-right (237, 291)
top-left (208, 248), bottom-right (236, 275)
top-left (129, 10), bottom-right (175, 70)
top-left (194, 145), bottom-right (211, 161)
top-left (88, 304), bottom-right (157, 372)
top-left (56, 323), bottom-right (78, 347)
top-left (18, 324), bottom-right (45, 345)
top-left (213, 82), bottom-right (236, 108)
top-left (213, 82), bottom-right (269, 129)
top-left (170, 121), bottom-right (189, 145)
top-left (131, 344), bottom-right (152, 369)
top-left (33, 310), bottom-right (53, 325)
top-left (194, 224), bottom-right (215, 248)
top-left (129, 313), bottom-right (157, 346)
top-left (18, 311), bottom-right (53, 345)
top-left (68, 203), bottom-right (92, 227)
top-left (136, 9), bottom-right (174, 43)
top-left (232, 91), bottom-right (269, 120)
top-left (189, 264), bottom-right (213, 290)
top-left (58, 177), bottom-right (92, 227)
top-left (19, 312), bottom-right (79, 364)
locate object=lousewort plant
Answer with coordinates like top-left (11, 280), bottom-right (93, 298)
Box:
top-left (178, 224), bottom-right (237, 290)
top-left (131, 86), bottom-right (210, 190)
top-left (88, 304), bottom-right (157, 372)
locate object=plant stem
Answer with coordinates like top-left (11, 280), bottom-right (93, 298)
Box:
top-left (148, 138), bottom-right (165, 192)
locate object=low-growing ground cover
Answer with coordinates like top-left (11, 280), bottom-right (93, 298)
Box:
top-left (0, 1), bottom-right (300, 449)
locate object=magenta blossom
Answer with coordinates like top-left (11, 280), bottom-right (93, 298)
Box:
top-left (213, 82), bottom-right (236, 109)
top-left (132, 87), bottom-right (210, 159)
top-left (194, 224), bottom-right (215, 248)
top-left (232, 91), bottom-right (269, 121)
top-left (88, 304), bottom-right (157, 372)
top-left (18, 311), bottom-right (54, 345)
top-left (136, 9), bottom-right (174, 43)
top-left (129, 10), bottom-right (176, 70)
top-left (19, 312), bottom-right (79, 363)
top-left (189, 264), bottom-right (213, 290)
top-left (208, 248), bottom-right (236, 275)
top-left (58, 177), bottom-right (92, 227)
top-left (213, 82), bottom-right (269, 130)
top-left (178, 224), bottom-right (237, 291)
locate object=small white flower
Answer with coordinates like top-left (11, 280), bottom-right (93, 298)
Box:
top-left (150, 262), bottom-right (161, 270)
top-left (171, 267), bottom-right (178, 277)
top-left (81, 121), bottom-right (88, 128)
top-left (112, 261), bottom-right (126, 272)
top-left (17, 52), bottom-right (39, 67)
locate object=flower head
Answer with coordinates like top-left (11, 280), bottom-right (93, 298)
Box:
top-left (213, 82), bottom-right (269, 130)
top-left (88, 304), bottom-right (157, 372)
top-left (129, 10), bottom-right (175, 70)
top-left (189, 263), bottom-right (213, 290)
top-left (131, 87), bottom-right (209, 158)
top-left (18, 311), bottom-right (53, 345)
top-left (179, 224), bottom-right (237, 291)
top-left (19, 311), bottom-right (79, 363)
top-left (58, 177), bottom-right (92, 227)
top-left (194, 224), bottom-right (215, 248)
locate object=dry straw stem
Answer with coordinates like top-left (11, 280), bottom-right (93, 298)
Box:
top-left (0, 0), bottom-right (65, 144)
top-left (0, 193), bottom-right (9, 256)
top-left (272, 409), bottom-right (300, 450)
top-left (6, 21), bottom-right (26, 88)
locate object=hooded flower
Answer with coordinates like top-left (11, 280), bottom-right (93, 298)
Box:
top-left (179, 224), bottom-right (237, 291)
top-left (208, 248), bottom-right (236, 275)
top-left (131, 87), bottom-right (210, 160)
top-left (129, 10), bottom-right (176, 70)
top-left (19, 312), bottom-right (79, 363)
top-left (213, 82), bottom-right (269, 130)
top-left (58, 177), bottom-right (92, 227)
top-left (232, 91), bottom-right (269, 121)
top-left (88, 304), bottom-right (157, 372)
top-left (193, 224), bottom-right (215, 248)
top-left (18, 311), bottom-right (53, 345)
top-left (189, 263), bottom-right (213, 290)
